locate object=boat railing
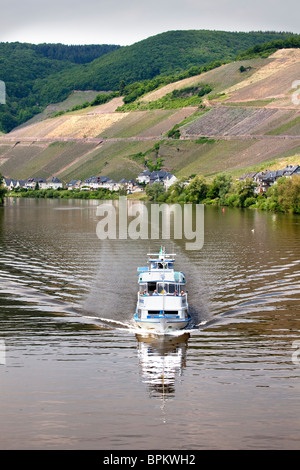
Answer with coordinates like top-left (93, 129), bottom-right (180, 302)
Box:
top-left (138, 292), bottom-right (187, 299)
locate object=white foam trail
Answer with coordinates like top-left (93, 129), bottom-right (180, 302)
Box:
top-left (84, 315), bottom-right (132, 329)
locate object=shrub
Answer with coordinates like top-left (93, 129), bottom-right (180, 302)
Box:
top-left (225, 193), bottom-right (240, 207)
top-left (244, 197), bottom-right (256, 207)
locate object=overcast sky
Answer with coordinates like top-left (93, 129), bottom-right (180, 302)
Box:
top-left (1, 0), bottom-right (300, 45)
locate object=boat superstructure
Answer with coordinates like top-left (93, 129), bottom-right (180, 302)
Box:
top-left (134, 247), bottom-right (191, 332)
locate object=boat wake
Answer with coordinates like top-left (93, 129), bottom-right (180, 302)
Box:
top-left (81, 301), bottom-right (209, 334)
top-left (82, 314), bottom-right (133, 329)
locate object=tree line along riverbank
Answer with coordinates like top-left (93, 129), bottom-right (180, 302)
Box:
top-left (1, 173), bottom-right (300, 214)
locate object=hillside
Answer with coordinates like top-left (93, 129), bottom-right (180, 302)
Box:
top-left (0, 30), bottom-right (296, 133)
top-left (0, 42), bottom-right (120, 133)
top-left (0, 48), bottom-right (299, 182)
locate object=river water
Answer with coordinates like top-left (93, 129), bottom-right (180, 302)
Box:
top-left (0, 198), bottom-right (299, 450)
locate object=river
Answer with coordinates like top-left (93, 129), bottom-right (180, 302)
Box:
top-left (0, 198), bottom-right (299, 450)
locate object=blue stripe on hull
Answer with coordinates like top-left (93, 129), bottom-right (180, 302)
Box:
top-left (134, 313), bottom-right (191, 330)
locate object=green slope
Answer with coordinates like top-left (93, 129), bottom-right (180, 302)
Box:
top-left (0, 42), bottom-right (120, 132)
top-left (49, 30), bottom-right (297, 88)
top-left (0, 30), bottom-right (297, 132)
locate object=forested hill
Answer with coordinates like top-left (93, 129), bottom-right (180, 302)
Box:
top-left (31, 43), bottom-right (121, 64)
top-left (0, 30), bottom-right (298, 132)
top-left (0, 42), bottom-right (120, 131)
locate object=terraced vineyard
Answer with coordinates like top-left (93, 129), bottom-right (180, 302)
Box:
top-left (0, 49), bottom-right (299, 181)
top-left (181, 107), bottom-right (279, 137)
top-left (182, 106), bottom-right (296, 137)
top-left (223, 49), bottom-right (300, 106)
top-left (8, 112), bottom-right (129, 139)
top-left (100, 108), bottom-right (198, 138)
top-left (181, 105), bottom-right (300, 137)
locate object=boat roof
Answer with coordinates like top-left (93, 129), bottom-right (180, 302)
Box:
top-left (138, 270), bottom-right (185, 283)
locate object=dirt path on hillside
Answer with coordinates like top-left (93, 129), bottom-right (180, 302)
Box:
top-left (53, 141), bottom-right (104, 177)
top-left (1, 133), bottom-right (300, 146)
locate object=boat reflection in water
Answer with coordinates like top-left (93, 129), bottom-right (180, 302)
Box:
top-left (136, 332), bottom-right (190, 401)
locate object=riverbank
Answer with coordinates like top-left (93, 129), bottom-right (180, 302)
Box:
top-left (7, 187), bottom-right (122, 200)
top-left (145, 173), bottom-right (300, 214)
top-left (5, 173), bottom-right (300, 215)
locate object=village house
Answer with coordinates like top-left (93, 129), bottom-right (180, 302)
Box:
top-left (282, 165), bottom-right (300, 177)
top-left (102, 179), bottom-right (120, 192)
top-left (47, 177), bottom-right (63, 190)
top-left (81, 176), bottom-right (111, 190)
top-left (253, 172), bottom-right (269, 194)
top-left (118, 178), bottom-right (143, 194)
top-left (240, 164), bottom-right (300, 194)
top-left (66, 180), bottom-right (81, 190)
top-left (136, 169), bottom-right (151, 184)
top-left (136, 169), bottom-right (177, 189)
top-left (163, 173), bottom-right (177, 189)
top-left (3, 178), bottom-right (19, 190)
top-left (25, 177), bottom-right (48, 190)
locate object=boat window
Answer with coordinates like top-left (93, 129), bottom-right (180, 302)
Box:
top-left (178, 284), bottom-right (185, 295)
top-left (168, 284), bottom-right (176, 294)
top-left (157, 282), bottom-right (168, 294)
top-left (139, 284), bottom-right (147, 293)
top-left (147, 282), bottom-right (157, 294)
top-left (150, 260), bottom-right (171, 269)
top-left (147, 311), bottom-right (161, 316)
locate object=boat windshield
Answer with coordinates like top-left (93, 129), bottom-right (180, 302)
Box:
top-left (139, 282), bottom-right (185, 295)
top-left (150, 261), bottom-right (174, 270)
top-left (157, 283), bottom-right (168, 294)
top-left (157, 283), bottom-right (185, 294)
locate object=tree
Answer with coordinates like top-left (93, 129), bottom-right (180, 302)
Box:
top-left (146, 157), bottom-right (164, 172)
top-left (165, 177), bottom-right (188, 203)
top-left (277, 175), bottom-right (300, 213)
top-left (187, 175), bottom-right (208, 202)
top-left (170, 177), bottom-right (187, 197)
top-left (235, 178), bottom-right (256, 207)
top-left (119, 80), bottom-right (126, 95)
top-left (207, 173), bottom-right (232, 203)
top-left (0, 173), bottom-right (7, 205)
top-left (166, 125), bottom-right (180, 139)
top-left (145, 182), bottom-right (166, 201)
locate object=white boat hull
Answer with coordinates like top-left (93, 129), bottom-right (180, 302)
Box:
top-left (134, 314), bottom-right (191, 333)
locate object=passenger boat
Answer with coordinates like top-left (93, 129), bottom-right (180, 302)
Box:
top-left (134, 247), bottom-right (191, 333)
